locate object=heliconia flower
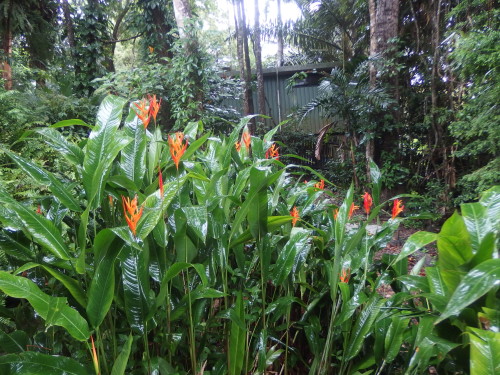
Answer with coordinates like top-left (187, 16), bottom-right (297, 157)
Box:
top-left (242, 131), bottom-right (251, 150)
top-left (108, 195), bottom-right (114, 207)
top-left (134, 98), bottom-right (151, 129)
top-left (392, 199), bottom-right (404, 219)
top-left (36, 205), bottom-right (42, 215)
top-left (265, 143), bottom-right (279, 160)
top-left (348, 203), bottom-right (360, 219)
top-left (148, 46), bottom-right (154, 54)
top-left (314, 180), bottom-right (325, 190)
top-left (235, 141), bottom-right (241, 152)
top-left (333, 208), bottom-right (339, 220)
top-left (158, 166), bottom-right (164, 197)
top-left (148, 94), bottom-right (162, 124)
top-left (363, 192), bottom-right (373, 215)
top-left (340, 268), bottom-right (351, 283)
top-left (290, 206), bottom-right (300, 227)
top-left (90, 335), bottom-right (99, 375)
top-left (304, 180), bottom-right (308, 184)
top-left (168, 132), bottom-right (188, 170)
top-left (122, 195), bottom-right (144, 237)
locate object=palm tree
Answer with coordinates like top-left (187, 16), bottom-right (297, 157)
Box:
top-left (297, 64), bottom-right (392, 186)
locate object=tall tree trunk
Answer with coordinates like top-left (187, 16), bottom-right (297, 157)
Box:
top-left (233, 0), bottom-right (255, 131)
top-left (254, 0), bottom-right (266, 117)
top-left (2, 27), bottom-right (13, 91)
top-left (109, 0), bottom-right (131, 73)
top-left (62, 0), bottom-right (75, 49)
top-left (173, 0), bottom-right (192, 38)
top-left (1, 3), bottom-right (13, 90)
top-left (277, 0), bottom-right (284, 67)
top-left (367, 0), bottom-right (399, 175)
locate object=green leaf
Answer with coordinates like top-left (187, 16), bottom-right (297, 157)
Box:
top-left (0, 352), bottom-right (89, 375)
top-left (229, 291), bottom-right (246, 375)
top-left (51, 118), bottom-right (93, 129)
top-left (436, 259), bottom-right (500, 323)
top-left (461, 202), bottom-right (490, 254)
top-left (120, 246), bottom-right (151, 334)
top-left (36, 128), bottom-right (84, 166)
top-left (182, 206), bottom-right (208, 243)
top-left (272, 228), bottom-right (311, 285)
top-left (384, 316), bottom-right (409, 363)
top-left (41, 265), bottom-right (87, 308)
top-left (83, 95), bottom-right (130, 208)
top-left (120, 105), bottom-right (147, 187)
top-left (0, 271), bottom-right (89, 341)
top-left (468, 327), bottom-right (500, 375)
top-left (425, 266), bottom-right (450, 312)
top-left (0, 331), bottom-right (28, 353)
top-left (87, 230), bottom-right (119, 329)
top-left (7, 202), bottom-right (70, 260)
top-left (345, 296), bottom-right (384, 360)
top-left (110, 334), bottom-right (134, 375)
top-left (437, 211), bottom-right (472, 269)
top-left (247, 167), bottom-right (268, 240)
top-left (4, 150), bottom-right (82, 212)
top-left (392, 231), bottom-right (437, 265)
top-left (174, 209), bottom-right (198, 263)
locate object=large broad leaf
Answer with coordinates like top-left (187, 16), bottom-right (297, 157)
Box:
top-left (36, 128), bottom-right (84, 166)
top-left (479, 185), bottom-right (500, 222)
top-left (4, 150), bottom-right (82, 212)
top-left (392, 231), bottom-right (438, 265)
top-left (0, 331), bottom-right (28, 353)
top-left (247, 167), bottom-right (268, 240)
top-left (0, 272), bottom-right (89, 341)
top-left (6, 202), bottom-right (70, 260)
top-left (83, 95), bottom-right (130, 208)
top-left (87, 230), bottom-right (119, 329)
top-left (461, 202), bottom-right (491, 254)
top-left (228, 291), bottom-right (246, 375)
top-left (344, 296), bottom-right (384, 361)
top-left (174, 209), bottom-right (198, 263)
top-left (120, 104), bottom-right (147, 187)
top-left (437, 211), bottom-right (472, 270)
top-left (0, 352), bottom-right (89, 375)
top-left (229, 168), bottom-right (283, 242)
top-left (384, 316), bottom-right (410, 363)
top-left (110, 334), bottom-right (134, 375)
top-left (120, 246), bottom-right (151, 334)
top-left (230, 216), bottom-right (292, 248)
top-left (435, 259), bottom-right (500, 324)
top-left (468, 327), bottom-right (500, 375)
top-left (272, 228), bottom-right (311, 285)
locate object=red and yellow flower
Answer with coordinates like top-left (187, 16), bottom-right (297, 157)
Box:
top-left (122, 195), bottom-right (144, 237)
top-left (134, 98), bottom-right (151, 129)
top-left (392, 199), bottom-right (404, 219)
top-left (168, 132), bottom-right (188, 170)
top-left (363, 192), bottom-right (373, 215)
top-left (235, 141), bottom-right (241, 152)
top-left (348, 203), bottom-right (359, 219)
top-left (265, 143), bottom-right (279, 160)
top-left (242, 131), bottom-right (251, 150)
top-left (340, 268), bottom-right (351, 283)
top-left (314, 179), bottom-right (325, 190)
top-left (148, 94), bottom-right (162, 124)
top-left (290, 206), bottom-right (300, 227)
top-left (158, 166), bottom-right (164, 197)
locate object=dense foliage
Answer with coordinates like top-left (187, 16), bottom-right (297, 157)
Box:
top-left (0, 96), bottom-right (497, 374)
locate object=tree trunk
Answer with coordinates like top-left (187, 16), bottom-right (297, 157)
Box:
top-left (173, 0), bottom-right (192, 38)
top-left (233, 0), bottom-right (255, 131)
top-left (62, 0), bottom-right (75, 49)
top-left (109, 0), bottom-right (131, 73)
top-left (367, 0), bottom-right (399, 174)
top-left (2, 28), bottom-right (13, 91)
top-left (254, 0), bottom-right (266, 117)
top-left (277, 0), bottom-right (284, 67)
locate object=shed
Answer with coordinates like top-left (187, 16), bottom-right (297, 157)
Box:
top-left (222, 62), bottom-right (339, 134)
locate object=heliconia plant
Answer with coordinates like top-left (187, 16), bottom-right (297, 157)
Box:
top-left (0, 94), bottom-right (495, 375)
